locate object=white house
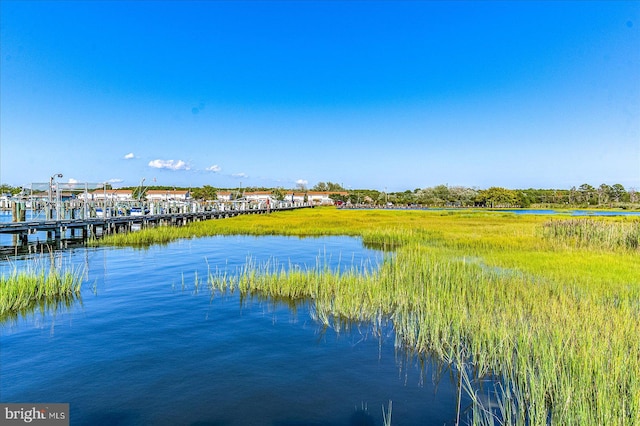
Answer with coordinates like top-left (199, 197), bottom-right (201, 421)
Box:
top-left (145, 189), bottom-right (189, 202)
top-left (80, 189), bottom-right (133, 202)
top-left (283, 191), bottom-right (348, 205)
top-left (79, 189), bottom-right (191, 202)
top-left (216, 191), bottom-right (233, 202)
top-left (0, 194), bottom-right (12, 209)
top-left (243, 191), bottom-right (274, 203)
top-left (78, 188), bottom-right (346, 206)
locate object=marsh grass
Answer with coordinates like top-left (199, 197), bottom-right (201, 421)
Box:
top-left (0, 260), bottom-right (84, 320)
top-left (542, 217), bottom-right (640, 250)
top-left (87, 226), bottom-right (190, 247)
top-left (98, 207), bottom-right (639, 424)
top-left (207, 240), bottom-right (638, 424)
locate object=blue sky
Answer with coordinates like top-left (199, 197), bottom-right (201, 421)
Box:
top-left (1, 1), bottom-right (639, 191)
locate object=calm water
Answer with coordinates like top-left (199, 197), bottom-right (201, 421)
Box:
top-left (0, 210), bottom-right (50, 248)
top-left (1, 236), bottom-right (467, 425)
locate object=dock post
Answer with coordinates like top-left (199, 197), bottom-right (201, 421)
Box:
top-left (70, 209), bottom-right (76, 237)
top-left (11, 201), bottom-right (27, 222)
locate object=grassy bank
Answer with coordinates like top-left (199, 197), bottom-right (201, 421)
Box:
top-left (97, 208), bottom-right (640, 424)
top-left (0, 263), bottom-right (84, 319)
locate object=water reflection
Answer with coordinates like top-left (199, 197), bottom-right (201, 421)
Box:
top-left (361, 240), bottom-right (399, 252)
top-left (1, 236), bottom-right (480, 425)
top-left (218, 287), bottom-right (497, 425)
top-left (0, 238), bottom-right (89, 257)
top-left (0, 293), bottom-right (82, 325)
top-left (1, 252), bottom-right (86, 326)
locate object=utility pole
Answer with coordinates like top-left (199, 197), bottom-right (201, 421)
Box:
top-left (49, 173), bottom-right (63, 220)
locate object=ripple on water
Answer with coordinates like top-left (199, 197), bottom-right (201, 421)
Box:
top-left (2, 236), bottom-right (467, 425)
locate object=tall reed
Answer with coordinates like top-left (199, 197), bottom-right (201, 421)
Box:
top-left (209, 240), bottom-right (639, 424)
top-left (542, 217), bottom-right (640, 250)
top-left (98, 207), bottom-right (639, 424)
top-left (0, 261), bottom-right (84, 319)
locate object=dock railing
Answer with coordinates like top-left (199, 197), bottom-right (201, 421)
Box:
top-left (0, 192), bottom-right (312, 252)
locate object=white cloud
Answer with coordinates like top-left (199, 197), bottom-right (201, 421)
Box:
top-left (108, 178), bottom-right (124, 184)
top-left (206, 165), bottom-right (221, 172)
top-left (232, 172), bottom-right (248, 179)
top-left (148, 159), bottom-right (190, 171)
top-left (59, 178), bottom-right (79, 189)
top-left (296, 179), bottom-right (308, 186)
top-left (124, 153), bottom-right (135, 159)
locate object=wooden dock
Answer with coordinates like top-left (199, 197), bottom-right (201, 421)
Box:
top-left (0, 205), bottom-right (309, 252)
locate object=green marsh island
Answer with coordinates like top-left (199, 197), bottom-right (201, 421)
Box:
top-left (95, 207), bottom-right (640, 425)
top-left (0, 262), bottom-right (83, 321)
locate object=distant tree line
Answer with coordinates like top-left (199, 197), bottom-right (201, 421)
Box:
top-left (347, 183), bottom-right (639, 208)
top-left (0, 184), bottom-right (22, 196)
top-left (2, 182), bottom-right (638, 208)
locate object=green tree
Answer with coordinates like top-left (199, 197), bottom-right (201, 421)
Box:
top-left (448, 186), bottom-right (478, 207)
top-left (415, 187), bottom-right (436, 205)
top-left (312, 182), bottom-right (328, 191)
top-left (610, 184), bottom-right (627, 203)
top-left (348, 189), bottom-right (379, 205)
top-left (272, 187), bottom-right (285, 201)
top-left (191, 185), bottom-right (217, 201)
top-left (190, 187), bottom-right (203, 200)
top-left (394, 190), bottom-right (417, 205)
top-left (517, 191), bottom-right (532, 208)
top-left (569, 186), bottom-right (577, 204)
top-left (477, 187), bottom-right (518, 207)
top-left (326, 182), bottom-right (344, 192)
top-left (597, 184), bottom-right (612, 205)
top-left (578, 184), bottom-right (596, 205)
top-left (432, 184), bottom-right (450, 206)
top-left (312, 181), bottom-right (344, 192)
top-left (0, 184), bottom-right (21, 195)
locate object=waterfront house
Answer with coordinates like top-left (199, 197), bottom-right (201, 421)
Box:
top-left (80, 189), bottom-right (134, 202)
top-left (282, 191), bottom-right (348, 205)
top-left (145, 189), bottom-right (190, 202)
top-left (216, 191), bottom-right (233, 202)
top-left (243, 191), bottom-right (275, 203)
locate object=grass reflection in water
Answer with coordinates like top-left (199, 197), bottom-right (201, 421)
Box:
top-left (1, 258), bottom-right (84, 321)
top-left (99, 208), bottom-right (639, 425)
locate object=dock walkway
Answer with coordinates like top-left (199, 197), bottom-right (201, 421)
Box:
top-left (0, 205), bottom-right (308, 250)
